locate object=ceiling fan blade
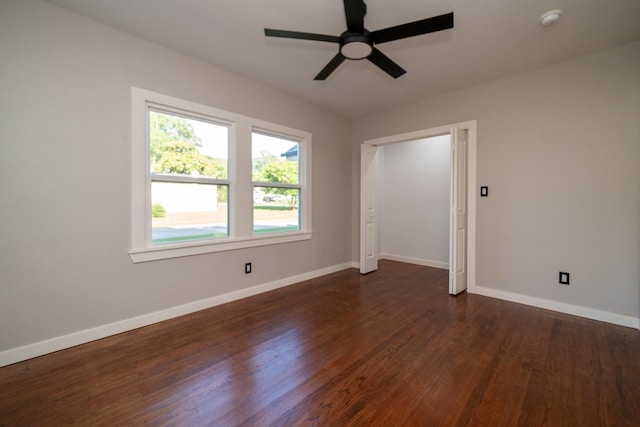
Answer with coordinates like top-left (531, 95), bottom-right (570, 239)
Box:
top-left (343, 0), bottom-right (366, 33)
top-left (314, 53), bottom-right (346, 80)
top-left (371, 12), bottom-right (453, 44)
top-left (265, 28), bottom-right (340, 43)
top-left (367, 48), bottom-right (406, 79)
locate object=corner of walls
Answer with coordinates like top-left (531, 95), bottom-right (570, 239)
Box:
top-left (351, 41), bottom-right (640, 329)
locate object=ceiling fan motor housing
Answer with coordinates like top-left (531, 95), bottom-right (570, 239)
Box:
top-left (340, 31), bottom-right (373, 60)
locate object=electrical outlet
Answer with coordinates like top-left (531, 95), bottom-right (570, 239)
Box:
top-left (245, 263), bottom-right (252, 274)
top-left (559, 272), bottom-right (570, 285)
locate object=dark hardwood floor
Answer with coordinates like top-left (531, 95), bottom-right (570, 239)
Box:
top-left (1, 260), bottom-right (639, 426)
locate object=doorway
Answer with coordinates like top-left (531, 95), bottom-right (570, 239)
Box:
top-left (359, 121), bottom-right (476, 294)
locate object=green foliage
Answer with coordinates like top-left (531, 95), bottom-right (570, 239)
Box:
top-left (151, 203), bottom-right (166, 218)
top-left (252, 154), bottom-right (278, 181)
top-left (254, 225), bottom-right (299, 234)
top-left (217, 184), bottom-right (228, 203)
top-left (282, 190), bottom-right (299, 209)
top-left (152, 231), bottom-right (228, 243)
top-left (149, 111), bottom-right (230, 204)
top-left (256, 160), bottom-right (299, 208)
top-left (149, 111), bottom-right (201, 166)
top-left (149, 112), bottom-right (228, 200)
top-left (260, 160), bottom-right (299, 184)
top-left (254, 205), bottom-right (295, 211)
top-left (154, 141), bottom-right (224, 177)
top-left (153, 140), bottom-right (228, 202)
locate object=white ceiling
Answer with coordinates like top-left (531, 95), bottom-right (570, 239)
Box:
top-left (46, 0), bottom-right (640, 118)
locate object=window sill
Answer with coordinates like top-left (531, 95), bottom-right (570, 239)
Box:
top-left (129, 231), bottom-right (313, 263)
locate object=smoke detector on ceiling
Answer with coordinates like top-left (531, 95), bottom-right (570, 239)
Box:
top-left (539, 9), bottom-right (562, 27)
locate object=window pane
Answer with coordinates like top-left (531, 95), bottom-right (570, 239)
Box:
top-left (149, 110), bottom-right (228, 179)
top-left (253, 187), bottom-right (300, 234)
top-left (152, 182), bottom-right (228, 244)
top-left (252, 132), bottom-right (299, 184)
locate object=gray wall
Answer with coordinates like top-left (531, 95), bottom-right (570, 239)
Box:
top-left (377, 136), bottom-right (451, 266)
top-left (352, 40), bottom-right (640, 320)
top-left (0, 0), bottom-right (352, 352)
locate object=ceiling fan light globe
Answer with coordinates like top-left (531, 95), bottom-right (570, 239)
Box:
top-left (341, 41), bottom-right (373, 60)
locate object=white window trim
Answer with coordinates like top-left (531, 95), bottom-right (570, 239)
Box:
top-left (130, 87), bottom-right (312, 263)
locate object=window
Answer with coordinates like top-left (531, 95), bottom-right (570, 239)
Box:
top-left (130, 88), bottom-right (312, 262)
top-left (252, 131), bottom-right (301, 234)
top-left (149, 109), bottom-right (230, 244)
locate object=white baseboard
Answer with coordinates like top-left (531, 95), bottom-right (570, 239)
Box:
top-left (0, 262), bottom-right (355, 367)
top-left (379, 253), bottom-right (449, 270)
top-left (5, 263), bottom-right (634, 367)
top-left (369, 257), bottom-right (636, 329)
top-left (471, 285), bottom-right (640, 329)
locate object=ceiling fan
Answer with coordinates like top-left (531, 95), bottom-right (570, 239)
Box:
top-left (264, 0), bottom-right (454, 80)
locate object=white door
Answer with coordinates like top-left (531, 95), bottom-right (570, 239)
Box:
top-left (360, 145), bottom-right (378, 274)
top-left (449, 128), bottom-right (468, 294)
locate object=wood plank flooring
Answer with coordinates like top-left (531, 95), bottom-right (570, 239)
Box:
top-left (1, 260), bottom-right (639, 426)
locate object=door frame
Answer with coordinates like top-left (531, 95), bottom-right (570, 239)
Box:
top-left (359, 120), bottom-right (477, 293)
